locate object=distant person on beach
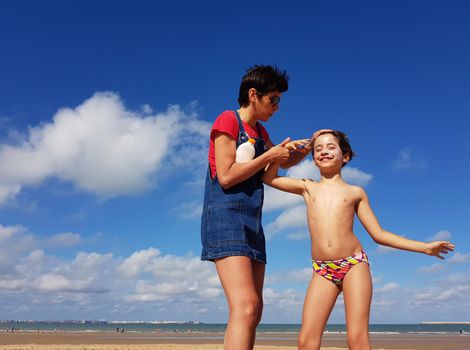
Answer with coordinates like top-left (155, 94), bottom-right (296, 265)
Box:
top-left (263, 129), bottom-right (455, 350)
top-left (201, 65), bottom-right (311, 350)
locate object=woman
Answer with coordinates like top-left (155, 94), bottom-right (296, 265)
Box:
top-left (201, 65), bottom-right (308, 350)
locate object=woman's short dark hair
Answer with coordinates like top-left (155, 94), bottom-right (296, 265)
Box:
top-left (238, 65), bottom-right (289, 107)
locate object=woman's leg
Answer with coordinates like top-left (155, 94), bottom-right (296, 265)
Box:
top-left (342, 262), bottom-right (373, 350)
top-left (215, 256), bottom-right (265, 350)
top-left (250, 259), bottom-right (265, 349)
top-left (298, 271), bottom-right (341, 350)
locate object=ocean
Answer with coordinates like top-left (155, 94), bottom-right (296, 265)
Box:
top-left (1, 322), bottom-right (468, 335)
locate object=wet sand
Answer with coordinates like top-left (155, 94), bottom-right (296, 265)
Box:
top-left (0, 331), bottom-right (469, 349)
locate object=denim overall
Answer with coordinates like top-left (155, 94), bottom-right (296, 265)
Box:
top-left (201, 111), bottom-right (267, 263)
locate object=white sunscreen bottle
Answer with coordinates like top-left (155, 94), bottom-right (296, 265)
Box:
top-left (236, 138), bottom-right (256, 163)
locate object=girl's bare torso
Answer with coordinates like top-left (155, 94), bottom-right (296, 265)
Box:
top-left (303, 180), bottom-right (364, 260)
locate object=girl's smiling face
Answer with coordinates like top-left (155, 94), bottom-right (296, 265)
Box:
top-left (313, 133), bottom-right (349, 169)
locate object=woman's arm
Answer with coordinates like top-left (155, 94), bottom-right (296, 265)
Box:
top-left (265, 138), bottom-right (310, 169)
top-left (356, 188), bottom-right (455, 259)
top-left (215, 133), bottom-right (290, 189)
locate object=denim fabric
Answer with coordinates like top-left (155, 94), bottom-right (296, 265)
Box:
top-left (201, 111), bottom-right (267, 263)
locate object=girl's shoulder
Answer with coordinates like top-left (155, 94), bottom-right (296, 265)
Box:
top-left (302, 178), bottom-right (318, 190)
top-left (343, 183), bottom-right (366, 200)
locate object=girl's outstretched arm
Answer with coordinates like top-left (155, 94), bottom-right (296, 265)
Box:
top-left (262, 162), bottom-right (307, 196)
top-left (356, 188), bottom-right (455, 258)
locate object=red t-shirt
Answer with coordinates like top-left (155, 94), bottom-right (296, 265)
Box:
top-left (209, 110), bottom-right (270, 178)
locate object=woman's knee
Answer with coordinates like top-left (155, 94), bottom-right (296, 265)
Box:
top-left (230, 297), bottom-right (263, 325)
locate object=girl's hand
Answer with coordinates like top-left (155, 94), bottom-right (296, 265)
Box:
top-left (424, 241), bottom-right (455, 259)
top-left (311, 128), bottom-right (334, 141)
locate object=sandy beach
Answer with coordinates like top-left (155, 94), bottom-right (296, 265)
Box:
top-left (0, 331), bottom-right (469, 350)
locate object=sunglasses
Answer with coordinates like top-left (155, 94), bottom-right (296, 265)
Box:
top-left (267, 95), bottom-right (281, 106)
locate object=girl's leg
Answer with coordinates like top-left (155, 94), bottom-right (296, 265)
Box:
top-left (215, 256), bottom-right (265, 350)
top-left (342, 262), bottom-right (373, 350)
top-left (298, 271), bottom-right (341, 350)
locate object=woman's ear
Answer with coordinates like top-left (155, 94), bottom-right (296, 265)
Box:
top-left (248, 88), bottom-right (258, 103)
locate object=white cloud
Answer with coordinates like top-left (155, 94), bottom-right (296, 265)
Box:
top-left (0, 92), bottom-right (210, 204)
top-left (342, 167), bottom-right (373, 186)
top-left (1, 222), bottom-right (467, 323)
top-left (373, 299), bottom-right (397, 307)
top-left (392, 148), bottom-right (426, 170)
top-left (0, 278), bottom-right (27, 291)
top-left (448, 252), bottom-right (470, 264)
top-left (287, 268), bottom-right (312, 283)
top-left (0, 226), bottom-right (224, 320)
top-left (265, 205), bottom-right (307, 239)
top-left (286, 159), bottom-right (320, 180)
top-left (47, 232), bottom-right (81, 247)
top-left (35, 274), bottom-right (99, 293)
top-left (372, 274), bottom-right (382, 284)
top-left (417, 263), bottom-right (444, 274)
top-left (0, 184), bottom-right (21, 203)
top-left (263, 186), bottom-right (303, 211)
top-left (118, 248), bottom-right (161, 278)
top-left (375, 282), bottom-right (400, 293)
top-left (376, 245), bottom-right (396, 254)
top-left (434, 286), bottom-right (470, 301)
top-left (71, 252), bottom-right (114, 276)
top-left (446, 270), bottom-right (470, 284)
top-left (427, 230), bottom-right (452, 241)
top-left (266, 268), bottom-right (312, 285)
top-left (0, 224), bottom-right (26, 241)
top-left (286, 230), bottom-right (309, 240)
top-left (172, 201), bottom-right (203, 220)
top-left (263, 288), bottom-right (303, 311)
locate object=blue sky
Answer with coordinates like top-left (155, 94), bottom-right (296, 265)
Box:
top-left (0, 0), bottom-right (468, 323)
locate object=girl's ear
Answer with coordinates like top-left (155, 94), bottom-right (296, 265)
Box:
top-left (343, 153), bottom-right (351, 164)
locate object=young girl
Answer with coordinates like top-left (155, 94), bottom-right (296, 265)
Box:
top-left (262, 130), bottom-right (455, 350)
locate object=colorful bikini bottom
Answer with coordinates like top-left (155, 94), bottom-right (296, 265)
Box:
top-left (312, 250), bottom-right (369, 286)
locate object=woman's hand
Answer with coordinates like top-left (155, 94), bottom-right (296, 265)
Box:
top-left (285, 139), bottom-right (310, 152)
top-left (266, 138), bottom-right (291, 163)
top-left (424, 241), bottom-right (455, 259)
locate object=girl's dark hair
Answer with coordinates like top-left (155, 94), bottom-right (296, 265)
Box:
top-left (238, 65), bottom-right (289, 107)
top-left (313, 130), bottom-right (355, 167)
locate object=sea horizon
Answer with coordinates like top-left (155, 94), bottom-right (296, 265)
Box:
top-left (2, 321), bottom-right (469, 336)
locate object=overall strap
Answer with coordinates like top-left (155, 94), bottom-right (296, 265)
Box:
top-left (233, 110), bottom-right (249, 144)
top-left (255, 122), bottom-right (264, 142)
top-left (233, 110), bottom-right (264, 142)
